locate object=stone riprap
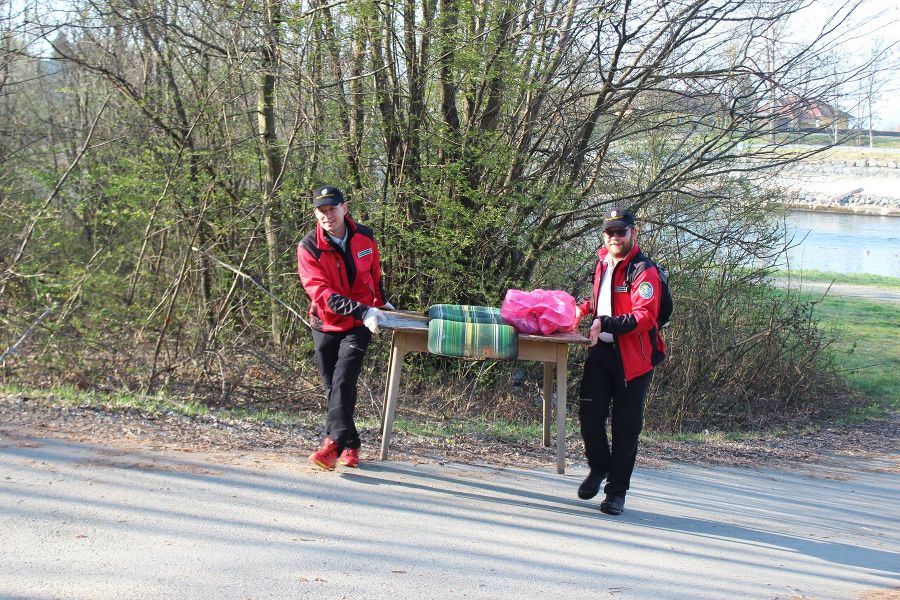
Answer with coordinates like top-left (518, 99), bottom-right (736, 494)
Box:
top-left (765, 159), bottom-right (900, 215)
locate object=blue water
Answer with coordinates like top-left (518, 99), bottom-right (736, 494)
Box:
top-left (782, 211), bottom-right (900, 277)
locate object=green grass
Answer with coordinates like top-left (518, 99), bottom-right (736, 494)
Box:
top-left (0, 382), bottom-right (580, 445)
top-left (778, 270), bottom-right (898, 411)
top-left (754, 133), bottom-right (900, 152)
top-left (0, 383), bottom-right (327, 427)
top-left (776, 269), bottom-right (900, 290)
top-left (813, 136), bottom-right (900, 152)
top-left (0, 384), bottom-right (212, 416)
top-left (806, 294), bottom-right (900, 411)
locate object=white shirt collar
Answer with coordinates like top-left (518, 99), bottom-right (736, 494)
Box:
top-left (327, 229), bottom-right (349, 251)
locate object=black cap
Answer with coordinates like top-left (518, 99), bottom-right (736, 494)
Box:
top-left (601, 207), bottom-right (636, 231)
top-left (312, 185), bottom-right (345, 208)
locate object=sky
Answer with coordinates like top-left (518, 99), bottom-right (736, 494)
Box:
top-left (795, 0), bottom-right (900, 130)
top-left (11, 0), bottom-right (900, 129)
top-left (864, 0), bottom-right (900, 130)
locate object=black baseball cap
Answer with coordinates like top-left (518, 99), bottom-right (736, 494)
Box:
top-left (602, 207), bottom-right (636, 231)
top-left (312, 185), bottom-right (345, 208)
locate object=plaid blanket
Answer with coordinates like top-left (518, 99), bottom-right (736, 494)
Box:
top-left (426, 304), bottom-right (507, 325)
top-left (427, 319), bottom-right (518, 360)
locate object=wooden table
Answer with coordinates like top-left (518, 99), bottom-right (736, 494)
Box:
top-left (377, 310), bottom-right (589, 474)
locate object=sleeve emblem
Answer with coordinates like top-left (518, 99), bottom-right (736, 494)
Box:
top-left (638, 281), bottom-right (654, 299)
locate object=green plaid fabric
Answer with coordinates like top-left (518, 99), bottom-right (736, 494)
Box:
top-left (427, 318), bottom-right (518, 360)
top-left (426, 304), bottom-right (507, 325)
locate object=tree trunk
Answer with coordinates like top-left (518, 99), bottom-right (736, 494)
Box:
top-left (259, 0), bottom-right (285, 347)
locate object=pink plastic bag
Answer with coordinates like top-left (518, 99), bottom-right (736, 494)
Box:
top-left (500, 289), bottom-right (578, 335)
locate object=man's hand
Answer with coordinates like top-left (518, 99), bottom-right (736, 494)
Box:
top-left (363, 307), bottom-right (384, 334)
top-left (588, 318), bottom-right (602, 347)
top-left (380, 302), bottom-right (395, 310)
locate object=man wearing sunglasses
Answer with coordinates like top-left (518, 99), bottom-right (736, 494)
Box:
top-left (575, 207), bottom-right (667, 515)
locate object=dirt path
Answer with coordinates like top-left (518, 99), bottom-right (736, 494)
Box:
top-left (1, 393), bottom-right (897, 475)
top-left (771, 278), bottom-right (900, 303)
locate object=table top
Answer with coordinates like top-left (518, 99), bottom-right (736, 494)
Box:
top-left (380, 310), bottom-right (589, 345)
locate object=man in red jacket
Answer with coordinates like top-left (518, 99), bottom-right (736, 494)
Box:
top-left (298, 185), bottom-right (392, 470)
top-left (575, 207), bottom-right (666, 515)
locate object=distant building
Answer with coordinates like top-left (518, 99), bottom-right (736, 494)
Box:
top-left (763, 95), bottom-right (851, 130)
top-left (610, 89), bottom-right (855, 134)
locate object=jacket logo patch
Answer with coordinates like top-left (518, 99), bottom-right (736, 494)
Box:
top-left (638, 282), bottom-right (654, 299)
top-left (356, 248), bottom-right (373, 259)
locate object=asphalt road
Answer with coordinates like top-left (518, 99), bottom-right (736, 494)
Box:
top-left (1, 428), bottom-right (898, 600)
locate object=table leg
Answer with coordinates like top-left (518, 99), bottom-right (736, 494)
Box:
top-left (542, 361), bottom-right (553, 447)
top-left (378, 332), bottom-right (397, 437)
top-left (555, 344), bottom-right (568, 474)
top-left (379, 333), bottom-right (407, 460)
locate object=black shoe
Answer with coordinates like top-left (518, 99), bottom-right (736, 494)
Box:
top-left (577, 469), bottom-right (607, 500)
top-left (600, 494), bottom-right (625, 515)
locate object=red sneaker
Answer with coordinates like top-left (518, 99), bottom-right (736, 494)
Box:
top-left (309, 437), bottom-right (339, 470)
top-left (338, 447), bottom-right (359, 468)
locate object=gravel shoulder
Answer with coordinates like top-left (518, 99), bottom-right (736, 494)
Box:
top-left (2, 392), bottom-right (897, 476)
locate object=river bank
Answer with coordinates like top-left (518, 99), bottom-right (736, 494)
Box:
top-left (784, 202), bottom-right (900, 216)
top-left (769, 152), bottom-right (900, 215)
top-left (778, 172), bottom-right (900, 216)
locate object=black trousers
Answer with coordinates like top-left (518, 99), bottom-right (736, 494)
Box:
top-left (311, 326), bottom-right (372, 450)
top-left (578, 341), bottom-right (653, 496)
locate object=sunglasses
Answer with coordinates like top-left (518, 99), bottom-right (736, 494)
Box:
top-left (604, 227), bottom-right (630, 237)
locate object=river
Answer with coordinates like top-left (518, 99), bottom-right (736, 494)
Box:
top-left (782, 211), bottom-right (900, 278)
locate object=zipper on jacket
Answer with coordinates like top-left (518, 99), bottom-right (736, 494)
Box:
top-left (336, 256), bottom-right (346, 287)
top-left (596, 257), bottom-right (629, 387)
top-left (609, 260), bottom-right (623, 316)
top-left (594, 260), bottom-right (622, 318)
top-left (612, 260), bottom-right (628, 388)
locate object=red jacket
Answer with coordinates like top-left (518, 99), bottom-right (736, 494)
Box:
top-left (297, 217), bottom-right (386, 332)
top-left (578, 243), bottom-right (666, 381)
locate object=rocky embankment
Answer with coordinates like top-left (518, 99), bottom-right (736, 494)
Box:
top-left (772, 157), bottom-right (900, 216)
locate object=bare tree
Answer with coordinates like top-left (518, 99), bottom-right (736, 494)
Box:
top-left (0, 0), bottom-right (891, 419)
top-left (258, 0), bottom-right (285, 347)
top-left (858, 39), bottom-right (895, 147)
